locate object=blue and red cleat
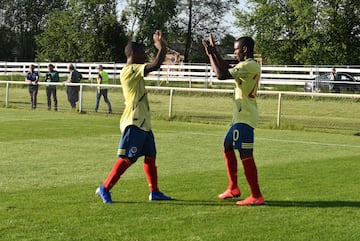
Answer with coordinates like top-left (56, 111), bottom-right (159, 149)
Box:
top-left (149, 191), bottom-right (171, 201)
top-left (96, 185), bottom-right (113, 204)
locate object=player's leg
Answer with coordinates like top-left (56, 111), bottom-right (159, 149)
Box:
top-left (103, 126), bottom-right (144, 190)
top-left (143, 131), bottom-right (171, 200)
top-left (96, 126), bottom-right (145, 203)
top-left (103, 157), bottom-right (134, 191)
top-left (96, 156), bottom-right (133, 204)
top-left (218, 124), bottom-right (241, 199)
top-left (235, 123), bottom-right (264, 205)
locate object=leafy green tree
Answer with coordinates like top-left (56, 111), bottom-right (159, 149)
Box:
top-left (36, 10), bottom-right (83, 62)
top-left (121, 0), bottom-right (239, 63)
top-left (78, 0), bottom-right (128, 62)
top-left (0, 0), bottom-right (66, 61)
top-left (176, 0), bottom-right (239, 62)
top-left (36, 0), bottom-right (128, 62)
top-left (234, 0), bottom-right (360, 65)
top-left (0, 26), bottom-right (16, 61)
top-left (121, 0), bottom-right (177, 59)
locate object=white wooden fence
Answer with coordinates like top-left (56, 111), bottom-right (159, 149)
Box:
top-left (1, 80), bottom-right (360, 128)
top-left (1, 61), bottom-right (360, 88)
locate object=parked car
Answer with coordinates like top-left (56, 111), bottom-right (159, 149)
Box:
top-left (304, 72), bottom-right (360, 93)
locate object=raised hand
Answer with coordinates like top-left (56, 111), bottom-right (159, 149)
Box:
top-left (153, 30), bottom-right (166, 50)
top-left (202, 34), bottom-right (216, 56)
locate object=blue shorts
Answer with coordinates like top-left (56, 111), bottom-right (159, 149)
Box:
top-left (224, 123), bottom-right (254, 151)
top-left (117, 125), bottom-right (156, 158)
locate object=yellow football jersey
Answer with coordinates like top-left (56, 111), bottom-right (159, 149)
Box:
top-left (229, 59), bottom-right (261, 128)
top-left (119, 64), bottom-right (151, 132)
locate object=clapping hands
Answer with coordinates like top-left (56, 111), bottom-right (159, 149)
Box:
top-left (202, 34), bottom-right (217, 56)
top-left (153, 30), bottom-right (167, 50)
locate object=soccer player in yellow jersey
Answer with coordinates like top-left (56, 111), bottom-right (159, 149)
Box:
top-left (202, 35), bottom-right (264, 205)
top-left (96, 30), bottom-right (171, 203)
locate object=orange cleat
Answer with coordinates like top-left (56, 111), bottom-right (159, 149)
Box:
top-left (236, 195), bottom-right (265, 206)
top-left (218, 188), bottom-right (241, 199)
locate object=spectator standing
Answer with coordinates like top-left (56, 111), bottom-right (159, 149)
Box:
top-left (25, 64), bottom-right (39, 109)
top-left (64, 64), bottom-right (82, 109)
top-left (94, 65), bottom-right (112, 114)
top-left (45, 64), bottom-right (60, 111)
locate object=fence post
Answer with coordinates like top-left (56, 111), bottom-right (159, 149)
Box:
top-left (5, 82), bottom-right (9, 107)
top-left (276, 92), bottom-right (282, 128)
top-left (169, 88), bottom-right (174, 118)
top-left (157, 69), bottom-right (161, 86)
top-left (79, 84), bottom-right (83, 113)
top-left (204, 64), bottom-right (208, 89)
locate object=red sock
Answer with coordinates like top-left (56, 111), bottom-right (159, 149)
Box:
top-left (224, 150), bottom-right (238, 190)
top-left (143, 156), bottom-right (159, 192)
top-left (241, 156), bottom-right (262, 198)
top-left (103, 158), bottom-right (132, 190)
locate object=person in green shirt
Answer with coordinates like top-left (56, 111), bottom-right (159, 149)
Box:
top-left (45, 64), bottom-right (60, 111)
top-left (94, 65), bottom-right (112, 114)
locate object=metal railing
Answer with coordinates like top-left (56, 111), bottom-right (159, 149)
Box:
top-left (1, 80), bottom-right (360, 129)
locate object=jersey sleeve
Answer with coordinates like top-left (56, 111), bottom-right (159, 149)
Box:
top-left (229, 63), bottom-right (249, 83)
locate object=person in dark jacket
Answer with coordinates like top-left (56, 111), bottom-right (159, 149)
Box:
top-left (64, 64), bottom-right (82, 109)
top-left (25, 64), bottom-right (39, 109)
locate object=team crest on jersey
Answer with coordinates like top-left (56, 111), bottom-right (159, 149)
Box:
top-left (130, 146), bottom-right (138, 154)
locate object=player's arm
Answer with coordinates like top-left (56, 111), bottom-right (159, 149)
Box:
top-left (202, 34), bottom-right (232, 80)
top-left (144, 30), bottom-right (167, 75)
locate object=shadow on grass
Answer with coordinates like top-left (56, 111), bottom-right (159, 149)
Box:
top-left (112, 199), bottom-right (236, 206)
top-left (110, 199), bottom-right (360, 208)
top-left (265, 200), bottom-right (360, 208)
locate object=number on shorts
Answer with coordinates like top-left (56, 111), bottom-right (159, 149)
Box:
top-left (233, 129), bottom-right (239, 142)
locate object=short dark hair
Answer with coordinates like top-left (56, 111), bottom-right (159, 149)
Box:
top-left (125, 42), bottom-right (144, 58)
top-left (236, 36), bottom-right (255, 52)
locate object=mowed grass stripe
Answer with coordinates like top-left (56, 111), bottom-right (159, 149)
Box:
top-left (0, 108), bottom-right (359, 241)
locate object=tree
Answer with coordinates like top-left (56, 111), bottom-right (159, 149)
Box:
top-left (234, 0), bottom-right (360, 65)
top-left (78, 0), bottom-right (128, 62)
top-left (36, 10), bottom-right (83, 62)
top-left (0, 26), bottom-right (16, 61)
top-left (176, 0), bottom-right (239, 62)
top-left (0, 0), bottom-right (66, 61)
top-left (121, 0), bottom-right (239, 63)
top-left (121, 0), bottom-right (177, 57)
top-left (36, 0), bottom-right (128, 62)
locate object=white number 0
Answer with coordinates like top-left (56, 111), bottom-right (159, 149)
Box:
top-left (233, 129), bottom-right (239, 142)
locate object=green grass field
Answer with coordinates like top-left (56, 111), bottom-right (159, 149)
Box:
top-left (0, 106), bottom-right (359, 241)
